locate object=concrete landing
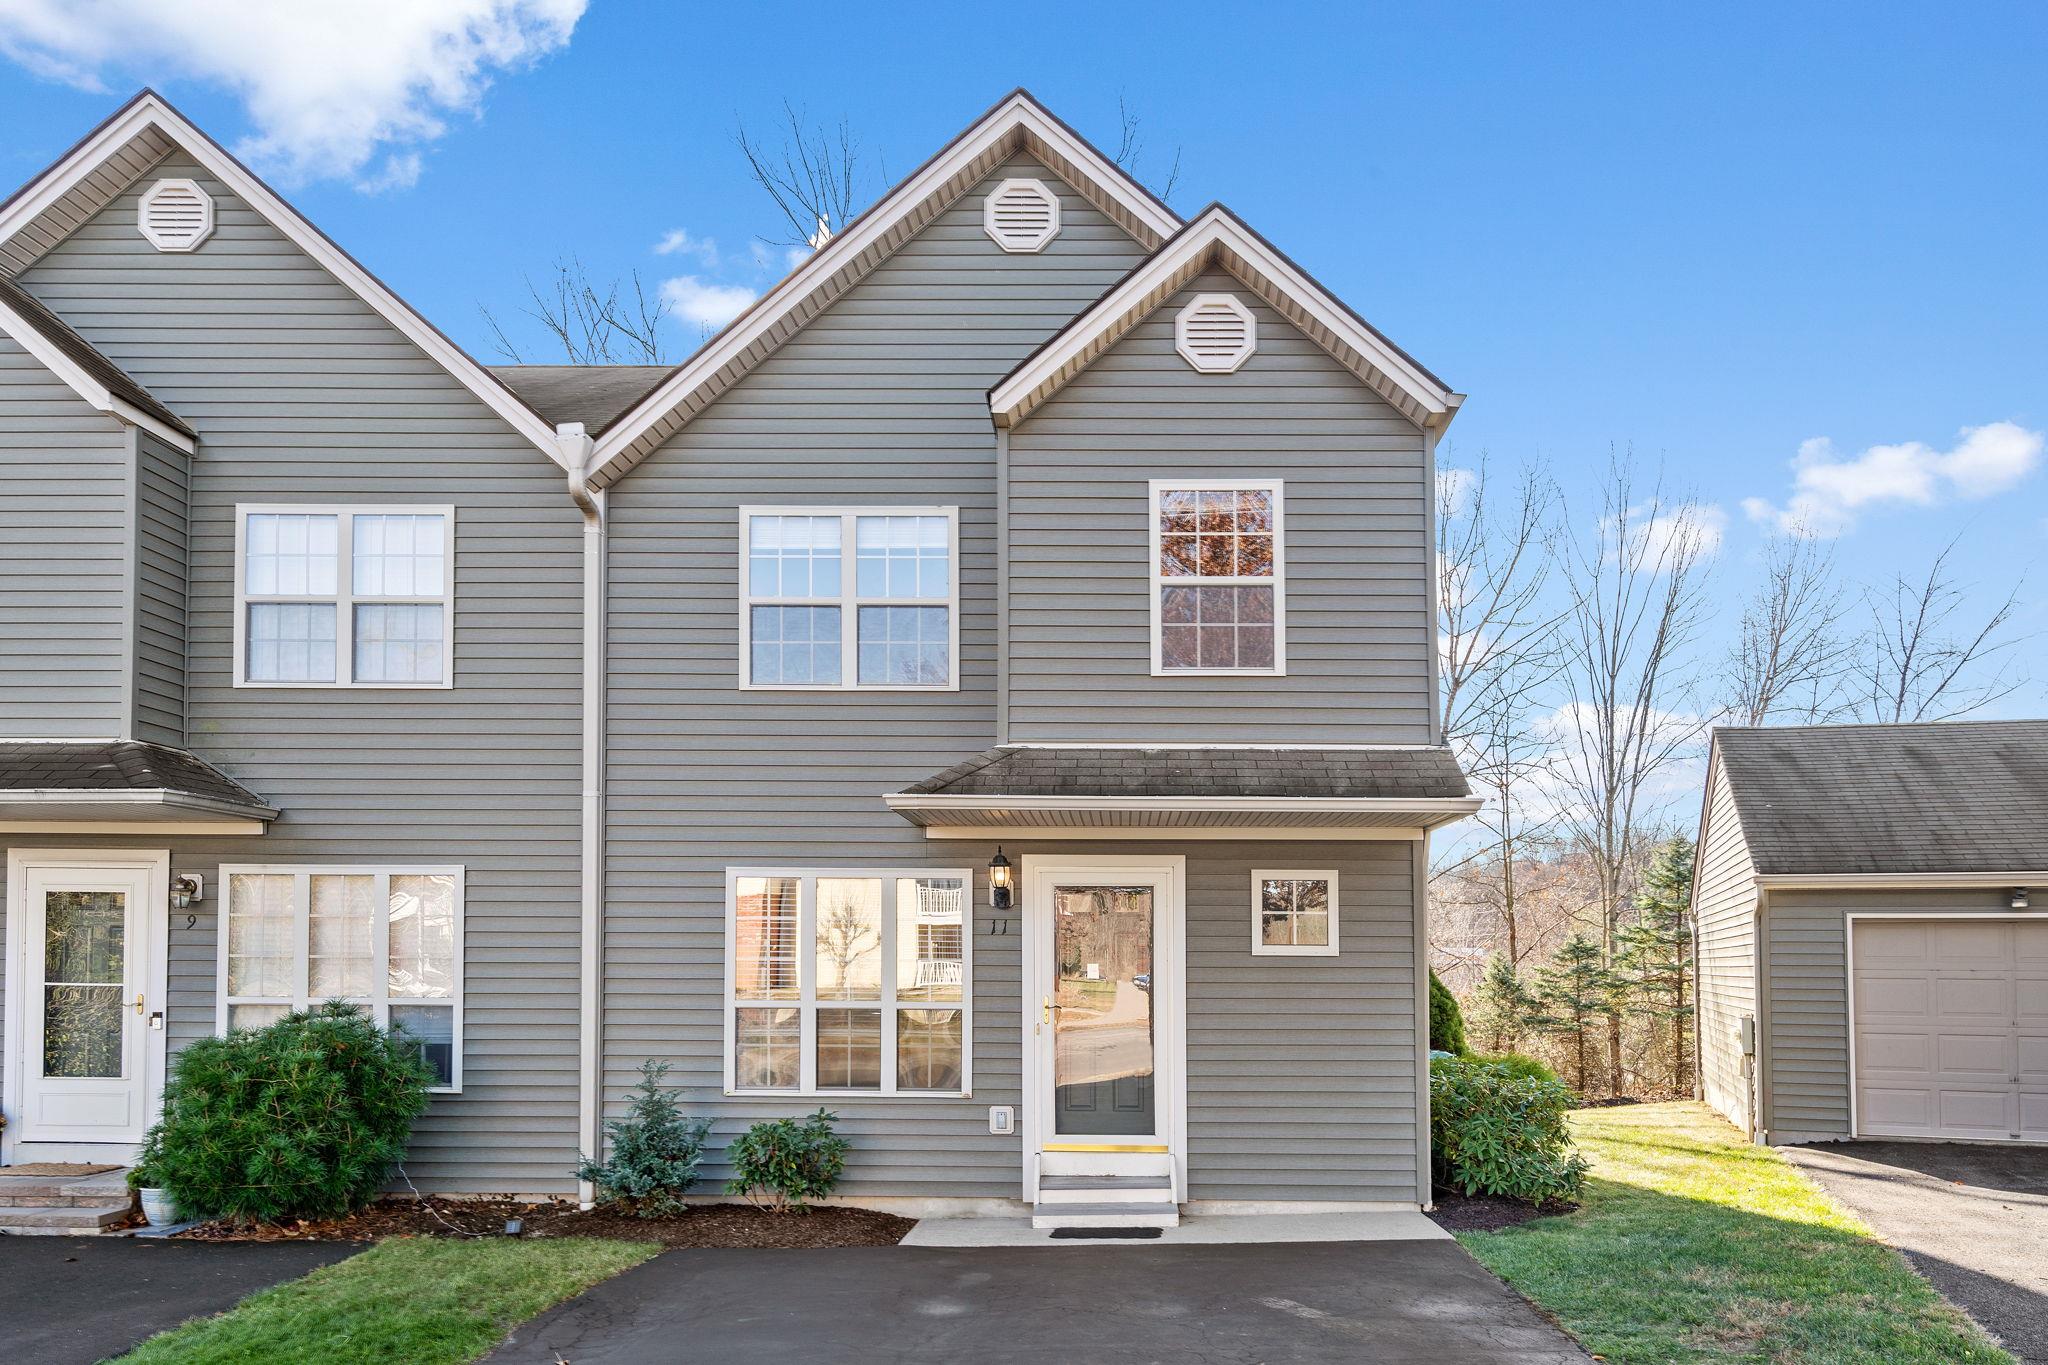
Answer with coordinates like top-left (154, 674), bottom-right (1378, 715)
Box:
top-left (903, 1209), bottom-right (1449, 1247)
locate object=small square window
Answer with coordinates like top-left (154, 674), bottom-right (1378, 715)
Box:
top-left (1252, 871), bottom-right (1338, 956)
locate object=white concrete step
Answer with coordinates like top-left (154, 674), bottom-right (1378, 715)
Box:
top-left (1036, 1175), bottom-right (1176, 1206)
top-left (0, 1202), bottom-right (135, 1235)
top-left (1031, 1200), bottom-right (1180, 1230)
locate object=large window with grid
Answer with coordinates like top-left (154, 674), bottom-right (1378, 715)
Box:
top-left (1148, 480), bottom-right (1284, 675)
top-left (725, 868), bottom-right (971, 1095)
top-left (234, 505), bottom-right (453, 687)
top-left (218, 866), bottom-right (463, 1091)
top-left (739, 507), bottom-right (959, 689)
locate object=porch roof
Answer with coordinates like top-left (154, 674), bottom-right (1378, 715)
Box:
top-left (0, 740), bottom-right (278, 829)
top-left (886, 746), bottom-right (1479, 838)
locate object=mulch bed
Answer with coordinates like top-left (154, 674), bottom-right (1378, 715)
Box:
top-left (1426, 1189), bottom-right (1576, 1233)
top-left (176, 1197), bottom-right (914, 1248)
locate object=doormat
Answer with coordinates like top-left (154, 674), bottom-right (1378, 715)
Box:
top-left (0, 1163), bottom-right (122, 1178)
top-left (1049, 1227), bottom-right (1163, 1240)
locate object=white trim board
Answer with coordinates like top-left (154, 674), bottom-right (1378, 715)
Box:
top-left (1756, 872), bottom-right (2046, 890)
top-left (0, 90), bottom-right (564, 466)
top-left (916, 825), bottom-right (1426, 842)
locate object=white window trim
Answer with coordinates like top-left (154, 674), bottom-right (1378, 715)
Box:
top-left (737, 505), bottom-right (962, 691)
top-left (233, 503), bottom-right (456, 689)
top-left (1147, 479), bottom-right (1287, 677)
top-left (723, 866), bottom-right (974, 1098)
top-left (1251, 869), bottom-right (1339, 956)
top-left (216, 864), bottom-right (465, 1094)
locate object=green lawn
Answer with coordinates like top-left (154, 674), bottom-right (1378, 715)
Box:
top-left (1457, 1102), bottom-right (2011, 1364)
top-left (117, 1236), bottom-right (656, 1365)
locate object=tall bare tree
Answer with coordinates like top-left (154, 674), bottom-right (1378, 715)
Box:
top-left (1847, 539), bottom-right (2028, 722)
top-left (1548, 458), bottom-right (1715, 1094)
top-left (1727, 531), bottom-right (1850, 725)
top-left (482, 257), bottom-right (671, 365)
top-left (737, 101), bottom-right (870, 249)
top-left (1111, 95), bottom-right (1182, 204)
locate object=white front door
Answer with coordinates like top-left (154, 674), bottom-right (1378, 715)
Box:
top-left (5, 851), bottom-right (169, 1153)
top-left (1021, 856), bottom-right (1186, 1199)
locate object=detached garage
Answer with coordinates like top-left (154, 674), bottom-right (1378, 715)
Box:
top-left (1694, 720), bottom-right (2048, 1146)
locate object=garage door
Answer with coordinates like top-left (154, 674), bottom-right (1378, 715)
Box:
top-left (1851, 917), bottom-right (2048, 1142)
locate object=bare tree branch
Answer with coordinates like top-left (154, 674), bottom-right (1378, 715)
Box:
top-left (736, 101), bottom-right (867, 248)
top-left (1846, 538), bottom-right (2029, 722)
top-left (480, 257), bottom-right (671, 365)
top-left (1727, 530), bottom-right (1852, 725)
top-left (1111, 95), bottom-right (1182, 205)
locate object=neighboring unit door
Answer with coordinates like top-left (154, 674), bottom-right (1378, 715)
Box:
top-left (1852, 917), bottom-right (2048, 1142)
top-left (6, 854), bottom-right (167, 1148)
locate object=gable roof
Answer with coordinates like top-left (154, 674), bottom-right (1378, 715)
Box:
top-left (0, 739), bottom-right (277, 825)
top-left (990, 204), bottom-right (1462, 431)
top-left (1712, 720), bottom-right (2048, 876)
top-left (586, 89), bottom-right (1182, 488)
top-left (490, 365), bottom-right (672, 434)
top-left (0, 272), bottom-right (194, 447)
top-left (0, 90), bottom-right (567, 468)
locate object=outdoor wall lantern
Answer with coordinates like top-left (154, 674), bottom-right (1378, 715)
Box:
top-left (2014, 887), bottom-right (2031, 911)
top-left (170, 874), bottom-right (204, 911)
top-left (988, 848), bottom-right (1013, 912)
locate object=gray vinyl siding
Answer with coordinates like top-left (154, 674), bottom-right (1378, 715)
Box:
top-left (1005, 269), bottom-right (1432, 746)
top-left (602, 157), bottom-right (1150, 1200)
top-left (10, 157), bottom-right (585, 1193)
top-left (0, 336), bottom-right (129, 737)
top-left (131, 429), bottom-right (189, 744)
top-left (1763, 885), bottom-right (2016, 1142)
top-left (1693, 759), bottom-right (1757, 1133)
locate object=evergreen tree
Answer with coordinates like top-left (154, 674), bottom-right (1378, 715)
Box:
top-left (1531, 932), bottom-right (1621, 1093)
top-left (1470, 953), bottom-right (1537, 1053)
top-left (1619, 835), bottom-right (1696, 1092)
top-left (1428, 969), bottom-right (1469, 1055)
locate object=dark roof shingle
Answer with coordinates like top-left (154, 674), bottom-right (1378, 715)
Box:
top-left (0, 740), bottom-right (272, 812)
top-left (488, 365), bottom-right (672, 436)
top-left (900, 746), bottom-right (1470, 800)
top-left (1715, 720), bottom-right (2048, 875)
top-left (0, 274), bottom-right (192, 437)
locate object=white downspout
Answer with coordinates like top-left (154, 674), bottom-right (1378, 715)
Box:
top-left (559, 423), bottom-right (605, 1207)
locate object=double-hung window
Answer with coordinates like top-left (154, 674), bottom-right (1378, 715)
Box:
top-left (725, 868), bottom-right (971, 1095)
top-left (740, 507), bottom-right (959, 689)
top-left (1149, 480), bottom-right (1284, 675)
top-left (236, 505), bottom-right (453, 687)
top-left (218, 866), bottom-right (464, 1090)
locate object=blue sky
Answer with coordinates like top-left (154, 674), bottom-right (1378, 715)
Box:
top-left (2, 1), bottom-right (2042, 724)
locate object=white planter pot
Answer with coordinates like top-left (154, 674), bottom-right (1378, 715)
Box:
top-left (138, 1188), bottom-right (177, 1226)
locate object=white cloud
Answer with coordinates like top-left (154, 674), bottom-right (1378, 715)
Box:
top-left (653, 229), bottom-right (720, 268)
top-left (1436, 467), bottom-right (1477, 518)
top-left (1602, 502), bottom-right (1725, 569)
top-left (0, 0), bottom-right (584, 190)
top-left (1743, 421), bottom-right (2045, 536)
top-left (659, 275), bottom-right (756, 331)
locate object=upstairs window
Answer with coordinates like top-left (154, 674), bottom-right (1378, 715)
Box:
top-left (740, 507), bottom-right (959, 690)
top-left (235, 506), bottom-right (452, 687)
top-left (1149, 480), bottom-right (1284, 675)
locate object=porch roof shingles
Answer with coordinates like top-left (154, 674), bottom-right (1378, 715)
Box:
top-left (0, 740), bottom-right (276, 818)
top-left (899, 745), bottom-right (1472, 800)
top-left (1715, 720), bottom-right (2048, 876)
top-left (0, 273), bottom-right (193, 437)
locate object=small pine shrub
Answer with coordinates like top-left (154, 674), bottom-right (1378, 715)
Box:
top-left (134, 1002), bottom-right (433, 1223)
top-left (1471, 1052), bottom-right (1561, 1086)
top-left (575, 1060), bottom-right (713, 1217)
top-left (1428, 969), bottom-right (1469, 1055)
top-left (1430, 1054), bottom-right (1587, 1204)
top-left (725, 1109), bottom-right (849, 1212)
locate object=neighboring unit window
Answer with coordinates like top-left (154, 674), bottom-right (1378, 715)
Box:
top-left (727, 869), bottom-right (970, 1095)
top-left (1253, 870), bottom-right (1338, 956)
top-left (219, 867), bottom-right (463, 1089)
top-left (1151, 481), bottom-right (1284, 674)
top-left (237, 506), bottom-right (453, 687)
top-left (741, 508), bottom-right (958, 689)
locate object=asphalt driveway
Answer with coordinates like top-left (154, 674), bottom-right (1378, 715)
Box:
top-left (484, 1241), bottom-right (1589, 1365)
top-left (0, 1234), bottom-right (357, 1364)
top-left (1787, 1142), bottom-right (2048, 1363)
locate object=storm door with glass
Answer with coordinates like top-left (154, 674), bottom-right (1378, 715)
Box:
top-left (1049, 882), bottom-right (1160, 1140)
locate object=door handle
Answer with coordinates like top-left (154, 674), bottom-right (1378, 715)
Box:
top-left (134, 992), bottom-right (145, 1016)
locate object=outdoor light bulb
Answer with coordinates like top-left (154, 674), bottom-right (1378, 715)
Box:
top-left (2014, 887), bottom-right (2031, 911)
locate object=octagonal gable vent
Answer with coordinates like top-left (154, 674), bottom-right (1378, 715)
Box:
top-left (983, 178), bottom-right (1060, 253)
top-left (138, 178), bottom-right (214, 253)
top-left (1175, 293), bottom-right (1257, 373)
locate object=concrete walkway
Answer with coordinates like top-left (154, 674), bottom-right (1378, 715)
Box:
top-left (485, 1242), bottom-right (1589, 1365)
top-left (904, 1208), bottom-right (1448, 1246)
top-left (0, 1234), bottom-right (358, 1364)
top-left (1787, 1142), bottom-right (2048, 1363)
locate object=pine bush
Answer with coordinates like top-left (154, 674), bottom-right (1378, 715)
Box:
top-left (1428, 969), bottom-right (1469, 1055)
top-left (575, 1060), bottom-right (712, 1216)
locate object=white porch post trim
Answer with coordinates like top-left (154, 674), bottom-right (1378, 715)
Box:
top-left (562, 423), bottom-right (606, 1207)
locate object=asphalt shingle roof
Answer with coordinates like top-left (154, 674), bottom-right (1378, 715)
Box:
top-left (0, 274), bottom-right (193, 437)
top-left (900, 746), bottom-right (1471, 800)
top-left (488, 365), bottom-right (672, 436)
top-left (1715, 720), bottom-right (2048, 875)
top-left (0, 740), bottom-right (273, 812)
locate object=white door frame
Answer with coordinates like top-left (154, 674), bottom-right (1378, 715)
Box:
top-left (1018, 854), bottom-right (1188, 1202)
top-left (2, 849), bottom-right (171, 1162)
top-left (1845, 911), bottom-right (2045, 1143)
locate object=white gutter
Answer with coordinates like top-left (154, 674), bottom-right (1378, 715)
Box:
top-left (560, 422), bottom-right (606, 1208)
top-left (884, 793), bottom-right (1484, 815)
top-left (1752, 871), bottom-right (2046, 890)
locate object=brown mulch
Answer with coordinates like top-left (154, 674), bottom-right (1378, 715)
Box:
top-left (1426, 1189), bottom-right (1577, 1233)
top-left (175, 1197), bottom-right (914, 1248)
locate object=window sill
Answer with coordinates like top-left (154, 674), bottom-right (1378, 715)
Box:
top-left (1151, 666), bottom-right (1288, 679)
top-left (725, 1088), bottom-right (972, 1100)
